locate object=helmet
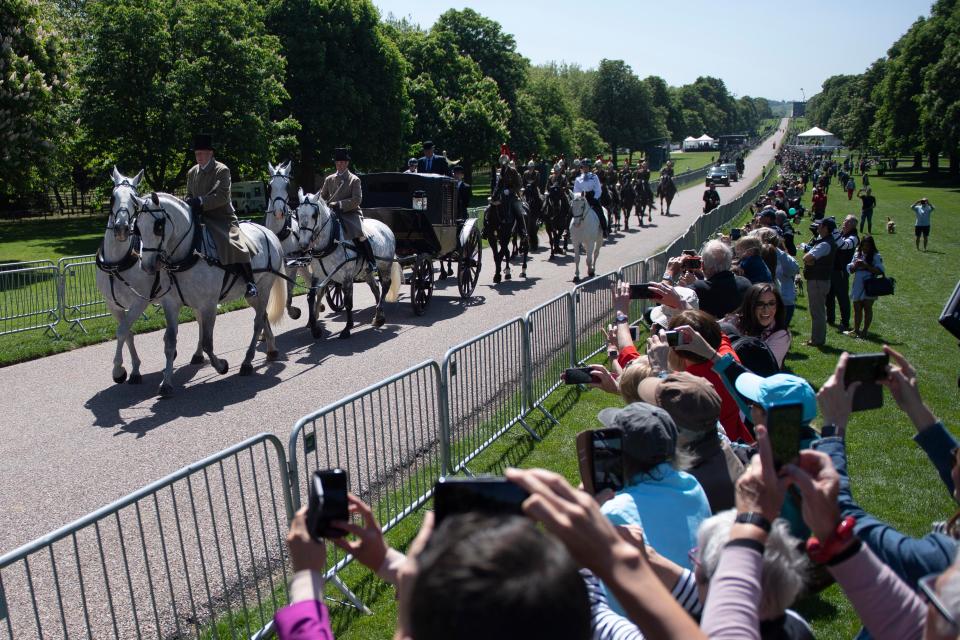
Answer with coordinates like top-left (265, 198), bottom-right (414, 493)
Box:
top-left (407, 157), bottom-right (417, 165)
top-left (594, 160), bottom-right (602, 167)
top-left (527, 160), bottom-right (535, 168)
top-left (499, 154), bottom-right (510, 166)
top-left (572, 159), bottom-right (581, 168)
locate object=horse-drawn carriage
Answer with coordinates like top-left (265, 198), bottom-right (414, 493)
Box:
top-left (321, 172), bottom-right (482, 316)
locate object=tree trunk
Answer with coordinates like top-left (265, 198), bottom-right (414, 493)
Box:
top-left (463, 159), bottom-right (474, 188)
top-left (927, 151), bottom-right (939, 174)
top-left (949, 150), bottom-right (959, 176)
top-left (912, 152), bottom-right (922, 168)
top-left (610, 141), bottom-right (617, 169)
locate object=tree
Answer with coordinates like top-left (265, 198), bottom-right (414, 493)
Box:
top-left (921, 33), bottom-right (960, 174)
top-left (0, 0), bottom-right (68, 196)
top-left (525, 70), bottom-right (576, 159)
top-left (585, 59), bottom-right (665, 165)
top-left (268, 0), bottom-right (410, 187)
top-left (571, 118), bottom-right (605, 159)
top-left (78, 0), bottom-right (289, 190)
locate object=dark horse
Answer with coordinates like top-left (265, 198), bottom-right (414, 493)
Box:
top-left (484, 194), bottom-right (529, 283)
top-left (635, 178), bottom-right (655, 225)
top-left (600, 182), bottom-right (621, 232)
top-left (542, 184), bottom-right (571, 258)
top-left (618, 179), bottom-right (635, 231)
top-left (521, 181), bottom-right (542, 251)
top-left (657, 174), bottom-right (677, 215)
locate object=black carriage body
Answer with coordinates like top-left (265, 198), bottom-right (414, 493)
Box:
top-left (359, 173), bottom-right (458, 258)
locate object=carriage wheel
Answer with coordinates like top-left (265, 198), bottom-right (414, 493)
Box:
top-left (410, 258), bottom-right (434, 316)
top-left (325, 282), bottom-right (345, 312)
top-left (457, 226), bottom-right (482, 299)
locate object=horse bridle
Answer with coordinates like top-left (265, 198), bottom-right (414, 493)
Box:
top-left (138, 198), bottom-right (192, 267)
top-left (107, 181), bottom-right (139, 239)
top-left (297, 200), bottom-right (334, 253)
top-left (268, 171), bottom-right (292, 214)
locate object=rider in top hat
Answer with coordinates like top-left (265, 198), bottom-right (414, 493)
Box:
top-left (417, 141), bottom-right (450, 176)
top-left (574, 159), bottom-right (610, 238)
top-left (319, 148), bottom-right (377, 274)
top-left (185, 133), bottom-right (258, 297)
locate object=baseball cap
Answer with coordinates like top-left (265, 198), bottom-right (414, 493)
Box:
top-left (597, 403), bottom-right (678, 467)
top-left (649, 286), bottom-right (698, 328)
top-left (638, 372), bottom-right (721, 433)
top-left (734, 372), bottom-right (817, 422)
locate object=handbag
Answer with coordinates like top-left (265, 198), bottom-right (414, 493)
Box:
top-left (864, 273), bottom-right (895, 297)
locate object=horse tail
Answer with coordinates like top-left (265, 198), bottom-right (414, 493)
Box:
top-left (385, 260), bottom-right (402, 303)
top-left (266, 276), bottom-right (286, 325)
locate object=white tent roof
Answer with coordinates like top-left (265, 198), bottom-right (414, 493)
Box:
top-left (683, 136), bottom-right (698, 142)
top-left (797, 126), bottom-right (834, 138)
top-left (696, 134), bottom-right (715, 141)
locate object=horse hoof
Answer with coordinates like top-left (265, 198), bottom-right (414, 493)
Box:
top-left (239, 363), bottom-right (253, 376)
top-left (113, 369), bottom-right (127, 384)
top-left (588, 271), bottom-right (596, 278)
top-left (266, 350), bottom-right (280, 361)
top-left (505, 272), bottom-right (512, 281)
top-left (128, 373), bottom-right (142, 385)
top-left (373, 315), bottom-right (385, 328)
top-left (318, 304), bottom-right (326, 313)
top-left (493, 274), bottom-right (501, 284)
top-left (311, 326), bottom-right (323, 339)
top-left (339, 329), bottom-right (351, 339)
top-left (158, 383), bottom-right (174, 398)
top-left (215, 360), bottom-right (229, 375)
top-left (573, 275), bottom-right (580, 283)
top-left (287, 307), bottom-right (302, 320)
top-left (521, 271), bottom-right (527, 278)
top-left (190, 353), bottom-right (204, 366)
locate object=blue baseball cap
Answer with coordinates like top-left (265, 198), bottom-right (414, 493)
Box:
top-left (734, 372), bottom-right (817, 422)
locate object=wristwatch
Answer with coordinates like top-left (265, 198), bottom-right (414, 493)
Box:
top-left (734, 511), bottom-right (772, 533)
top-left (615, 311), bottom-right (629, 324)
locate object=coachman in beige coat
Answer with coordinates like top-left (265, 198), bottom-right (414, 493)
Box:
top-left (319, 147), bottom-right (377, 273)
top-left (185, 134), bottom-right (258, 296)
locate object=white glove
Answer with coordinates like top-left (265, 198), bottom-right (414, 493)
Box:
top-left (503, 189), bottom-right (510, 196)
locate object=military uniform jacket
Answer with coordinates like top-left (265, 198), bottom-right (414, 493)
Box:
top-left (522, 169), bottom-right (540, 186)
top-left (320, 170), bottom-right (364, 239)
top-left (187, 159), bottom-right (252, 265)
top-left (496, 165), bottom-right (523, 197)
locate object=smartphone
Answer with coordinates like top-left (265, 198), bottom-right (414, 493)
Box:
top-left (629, 283), bottom-right (660, 299)
top-left (306, 469), bottom-right (349, 540)
top-left (730, 228), bottom-right (742, 240)
top-left (844, 353), bottom-right (889, 411)
top-left (681, 256), bottom-right (702, 270)
top-left (681, 249), bottom-right (697, 256)
top-left (630, 325), bottom-right (639, 341)
top-left (766, 402), bottom-right (803, 470)
top-left (576, 428), bottom-right (625, 495)
top-left (564, 367), bottom-right (595, 385)
top-left (433, 477), bottom-right (529, 523)
top-left (663, 330), bottom-right (686, 347)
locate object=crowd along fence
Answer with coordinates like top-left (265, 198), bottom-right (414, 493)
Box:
top-left (0, 147), bottom-right (784, 639)
top-left (0, 433), bottom-right (293, 640)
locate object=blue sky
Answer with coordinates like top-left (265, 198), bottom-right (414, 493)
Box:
top-left (373, 0), bottom-right (933, 101)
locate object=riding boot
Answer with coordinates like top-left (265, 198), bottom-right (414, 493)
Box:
top-left (356, 238), bottom-right (378, 276)
top-left (239, 262), bottom-right (258, 297)
top-left (593, 203), bottom-right (609, 238)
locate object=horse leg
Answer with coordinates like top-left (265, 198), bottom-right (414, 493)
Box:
top-left (369, 272), bottom-right (386, 328)
top-left (158, 304), bottom-right (180, 397)
top-left (285, 265), bottom-right (302, 320)
top-left (110, 308), bottom-right (131, 383)
top-left (504, 243), bottom-right (512, 280)
top-left (520, 241), bottom-right (528, 278)
top-left (492, 240), bottom-right (502, 284)
top-left (200, 306), bottom-right (229, 376)
top-left (573, 237), bottom-right (581, 283)
top-left (307, 277), bottom-right (323, 339)
top-left (590, 239), bottom-right (601, 277)
top-left (240, 299), bottom-right (267, 376)
top-left (189, 313), bottom-right (206, 365)
top-left (339, 282), bottom-right (354, 339)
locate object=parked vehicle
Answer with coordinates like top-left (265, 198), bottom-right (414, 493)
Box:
top-left (231, 181), bottom-right (267, 214)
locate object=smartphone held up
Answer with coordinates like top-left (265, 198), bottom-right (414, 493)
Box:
top-left (307, 469), bottom-right (350, 540)
top-left (844, 352), bottom-right (889, 412)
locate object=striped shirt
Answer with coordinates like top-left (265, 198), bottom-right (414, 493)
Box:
top-left (582, 569), bottom-right (701, 640)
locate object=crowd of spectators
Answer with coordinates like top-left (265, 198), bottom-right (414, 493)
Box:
top-left (263, 154), bottom-right (954, 640)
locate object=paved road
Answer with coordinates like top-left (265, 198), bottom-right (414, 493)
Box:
top-left (0, 121), bottom-right (786, 554)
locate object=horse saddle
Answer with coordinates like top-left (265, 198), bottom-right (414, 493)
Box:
top-left (196, 219), bottom-right (260, 267)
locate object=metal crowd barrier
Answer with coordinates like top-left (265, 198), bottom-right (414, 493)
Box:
top-left (572, 271), bottom-right (619, 365)
top-left (441, 318), bottom-right (536, 475)
top-left (617, 259), bottom-right (649, 323)
top-left (0, 433), bottom-right (293, 640)
top-left (0, 263), bottom-right (62, 338)
top-left (287, 360), bottom-right (445, 612)
top-left (58, 255), bottom-right (111, 332)
top-left (524, 293), bottom-right (575, 424)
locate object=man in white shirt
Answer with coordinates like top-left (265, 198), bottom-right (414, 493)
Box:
top-left (911, 198), bottom-right (934, 251)
top-left (573, 160), bottom-right (609, 238)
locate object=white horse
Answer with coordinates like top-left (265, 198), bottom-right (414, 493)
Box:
top-left (96, 168), bottom-right (189, 385)
top-left (134, 192), bottom-right (286, 397)
top-left (569, 193), bottom-right (604, 283)
top-left (295, 189), bottom-right (401, 339)
top-left (263, 160), bottom-right (312, 321)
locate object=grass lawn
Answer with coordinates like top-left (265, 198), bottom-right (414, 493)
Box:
top-left (0, 215), bottom-right (104, 264)
top-left (316, 161), bottom-right (960, 639)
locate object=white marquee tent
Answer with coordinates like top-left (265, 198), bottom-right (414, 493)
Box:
top-left (796, 126), bottom-right (842, 147)
top-left (682, 134), bottom-right (717, 151)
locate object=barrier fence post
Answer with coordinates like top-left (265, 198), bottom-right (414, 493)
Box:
top-left (0, 262), bottom-right (62, 338)
top-left (523, 293), bottom-right (575, 425)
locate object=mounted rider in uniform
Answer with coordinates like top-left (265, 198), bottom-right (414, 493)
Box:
top-left (494, 153), bottom-right (528, 242)
top-left (574, 159), bottom-right (609, 238)
top-left (319, 147), bottom-right (377, 275)
top-left (546, 164), bottom-right (568, 191)
top-left (185, 133), bottom-right (258, 297)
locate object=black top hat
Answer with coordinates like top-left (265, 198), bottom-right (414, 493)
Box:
top-left (333, 147), bottom-right (351, 161)
top-left (452, 165), bottom-right (464, 174)
top-left (192, 133), bottom-right (214, 152)
top-left (422, 141), bottom-right (435, 150)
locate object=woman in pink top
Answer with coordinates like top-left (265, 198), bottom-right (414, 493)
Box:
top-left (724, 284), bottom-right (791, 367)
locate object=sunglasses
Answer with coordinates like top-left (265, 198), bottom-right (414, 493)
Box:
top-left (920, 572), bottom-right (959, 632)
top-left (754, 300), bottom-right (778, 309)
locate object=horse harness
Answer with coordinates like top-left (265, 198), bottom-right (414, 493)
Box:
top-left (268, 171), bottom-right (299, 242)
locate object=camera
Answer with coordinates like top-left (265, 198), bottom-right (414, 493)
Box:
top-left (681, 256), bottom-right (702, 270)
top-left (564, 367), bottom-right (595, 385)
top-left (629, 283), bottom-right (660, 300)
top-left (306, 469), bottom-right (349, 540)
top-left (663, 330), bottom-right (686, 347)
